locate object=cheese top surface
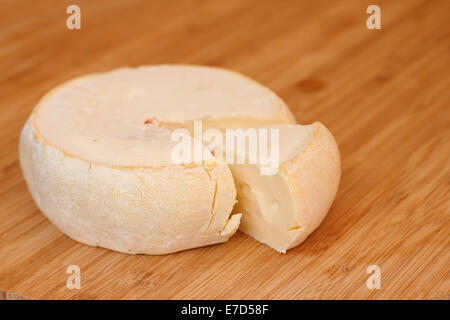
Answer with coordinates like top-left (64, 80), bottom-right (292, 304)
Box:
top-left (250, 124), bottom-right (315, 165)
top-left (33, 65), bottom-right (291, 167)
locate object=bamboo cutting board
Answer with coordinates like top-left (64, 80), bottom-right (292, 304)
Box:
top-left (0, 0), bottom-right (449, 300)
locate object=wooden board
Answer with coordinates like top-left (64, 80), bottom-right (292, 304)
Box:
top-left (0, 0), bottom-right (449, 300)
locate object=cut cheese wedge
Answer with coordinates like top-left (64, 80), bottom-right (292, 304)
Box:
top-left (19, 65), bottom-right (297, 255)
top-left (229, 123), bottom-right (341, 253)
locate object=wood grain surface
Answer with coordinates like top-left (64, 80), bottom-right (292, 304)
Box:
top-left (0, 0), bottom-right (449, 300)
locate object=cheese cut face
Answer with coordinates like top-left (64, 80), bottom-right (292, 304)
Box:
top-left (229, 123), bottom-right (341, 253)
top-left (19, 65), bottom-right (298, 255)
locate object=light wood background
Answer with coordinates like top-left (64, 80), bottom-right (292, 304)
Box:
top-left (0, 0), bottom-right (449, 300)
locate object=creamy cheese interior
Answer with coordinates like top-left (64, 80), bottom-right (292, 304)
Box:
top-left (34, 65), bottom-right (294, 167)
top-left (229, 124), bottom-right (316, 252)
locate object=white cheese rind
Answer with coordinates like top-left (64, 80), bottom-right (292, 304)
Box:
top-left (19, 119), bottom-right (240, 255)
top-left (281, 123), bottom-right (341, 251)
